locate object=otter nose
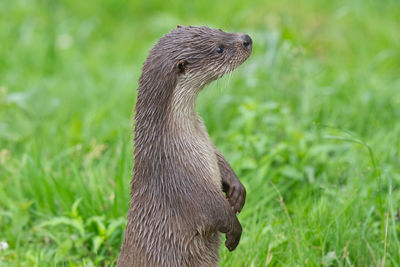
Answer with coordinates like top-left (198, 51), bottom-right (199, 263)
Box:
top-left (241, 34), bottom-right (252, 51)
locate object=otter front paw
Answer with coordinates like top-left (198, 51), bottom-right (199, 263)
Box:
top-left (225, 220), bottom-right (242, 251)
top-left (224, 179), bottom-right (246, 214)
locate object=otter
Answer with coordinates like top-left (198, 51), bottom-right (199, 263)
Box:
top-left (117, 25), bottom-right (252, 267)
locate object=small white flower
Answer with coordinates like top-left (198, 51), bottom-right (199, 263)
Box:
top-left (0, 241), bottom-right (8, 250)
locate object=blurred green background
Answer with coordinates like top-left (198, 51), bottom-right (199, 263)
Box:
top-left (1, 0), bottom-right (400, 266)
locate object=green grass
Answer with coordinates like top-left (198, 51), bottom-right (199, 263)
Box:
top-left (1, 0), bottom-right (400, 265)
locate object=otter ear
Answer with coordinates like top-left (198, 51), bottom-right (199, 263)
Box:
top-left (177, 60), bottom-right (188, 74)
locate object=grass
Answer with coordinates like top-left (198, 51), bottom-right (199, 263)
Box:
top-left (1, 0), bottom-right (400, 265)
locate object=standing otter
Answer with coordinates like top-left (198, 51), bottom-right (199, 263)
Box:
top-left (117, 25), bottom-right (252, 267)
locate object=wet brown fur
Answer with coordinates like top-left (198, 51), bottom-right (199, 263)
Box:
top-left (117, 26), bottom-right (252, 267)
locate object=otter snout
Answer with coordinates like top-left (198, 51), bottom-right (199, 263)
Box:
top-left (240, 34), bottom-right (252, 52)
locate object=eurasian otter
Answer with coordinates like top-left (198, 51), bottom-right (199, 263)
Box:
top-left (117, 25), bottom-right (252, 267)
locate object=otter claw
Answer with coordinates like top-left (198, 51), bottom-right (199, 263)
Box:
top-left (226, 182), bottom-right (246, 213)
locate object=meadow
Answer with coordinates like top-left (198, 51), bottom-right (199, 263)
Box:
top-left (1, 0), bottom-right (400, 266)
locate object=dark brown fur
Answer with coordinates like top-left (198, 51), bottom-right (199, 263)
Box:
top-left (117, 26), bottom-right (252, 267)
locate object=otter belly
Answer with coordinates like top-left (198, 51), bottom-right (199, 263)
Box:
top-left (119, 191), bottom-right (222, 267)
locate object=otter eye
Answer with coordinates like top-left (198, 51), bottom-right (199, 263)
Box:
top-left (216, 46), bottom-right (224, 54)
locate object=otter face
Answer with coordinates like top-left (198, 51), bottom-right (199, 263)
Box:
top-left (174, 26), bottom-right (252, 88)
top-left (137, 25), bottom-right (252, 115)
top-left (154, 26), bottom-right (252, 91)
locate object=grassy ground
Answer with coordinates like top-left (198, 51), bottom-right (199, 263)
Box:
top-left (1, 0), bottom-right (400, 266)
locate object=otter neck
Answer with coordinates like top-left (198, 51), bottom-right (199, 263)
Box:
top-left (167, 81), bottom-right (202, 132)
top-left (134, 78), bottom-right (204, 150)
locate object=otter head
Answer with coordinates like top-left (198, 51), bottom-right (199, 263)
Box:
top-left (170, 25), bottom-right (252, 89)
top-left (140, 26), bottom-right (252, 91)
top-left (137, 26), bottom-right (252, 120)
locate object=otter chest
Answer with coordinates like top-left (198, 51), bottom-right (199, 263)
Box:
top-left (170, 116), bottom-right (221, 188)
top-left (190, 129), bottom-right (221, 185)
